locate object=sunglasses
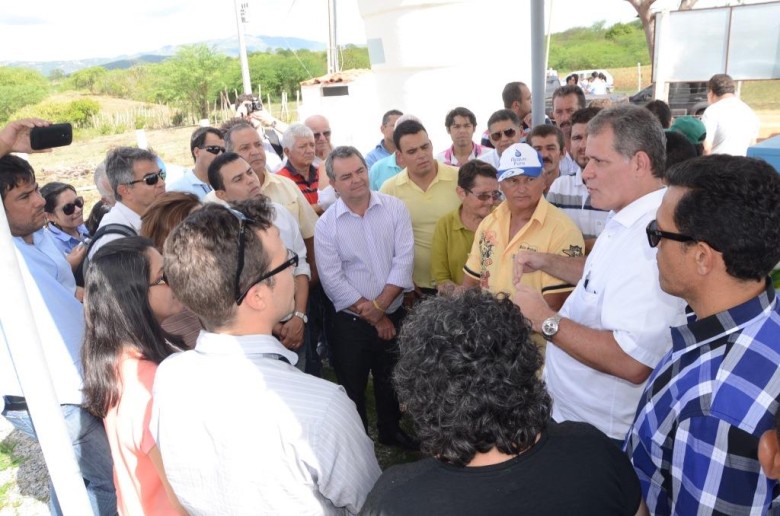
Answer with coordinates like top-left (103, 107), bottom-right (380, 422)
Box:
top-left (313, 131), bottom-right (331, 140)
top-left (645, 220), bottom-right (695, 248)
top-left (60, 196), bottom-right (84, 216)
top-left (149, 272), bottom-right (168, 287)
top-left (201, 145), bottom-right (225, 155)
top-left (466, 189), bottom-right (502, 202)
top-left (125, 170), bottom-right (166, 187)
top-left (489, 128), bottom-right (517, 141)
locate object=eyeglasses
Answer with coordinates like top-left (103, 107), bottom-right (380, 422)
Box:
top-left (201, 145), bottom-right (225, 155)
top-left (125, 170), bottom-right (166, 187)
top-left (466, 189), bottom-right (502, 202)
top-left (60, 196), bottom-right (84, 216)
top-left (236, 248), bottom-right (298, 306)
top-left (645, 219), bottom-right (695, 248)
top-left (312, 131), bottom-right (331, 140)
top-left (149, 272), bottom-right (168, 287)
top-left (227, 207), bottom-right (255, 304)
top-left (489, 128), bottom-right (517, 142)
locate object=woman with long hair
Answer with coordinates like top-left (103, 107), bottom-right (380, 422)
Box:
top-left (140, 191), bottom-right (203, 349)
top-left (82, 237), bottom-right (186, 515)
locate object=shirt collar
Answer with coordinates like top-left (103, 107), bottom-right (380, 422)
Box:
top-left (114, 201), bottom-right (143, 230)
top-left (283, 160), bottom-right (317, 181)
top-left (495, 195), bottom-right (551, 225)
top-left (194, 331), bottom-right (299, 365)
top-left (610, 187), bottom-right (665, 228)
top-left (334, 191), bottom-right (383, 218)
top-left (672, 279), bottom-right (777, 353)
top-left (46, 223), bottom-right (88, 242)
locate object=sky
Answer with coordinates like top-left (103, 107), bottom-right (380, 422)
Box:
top-left (0, 0), bottom-right (746, 63)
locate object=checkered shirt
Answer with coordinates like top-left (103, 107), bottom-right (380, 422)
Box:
top-left (626, 281), bottom-right (780, 515)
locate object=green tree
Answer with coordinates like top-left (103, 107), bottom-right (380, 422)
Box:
top-left (0, 67), bottom-right (50, 123)
top-left (150, 45), bottom-right (230, 119)
top-left (67, 66), bottom-right (108, 94)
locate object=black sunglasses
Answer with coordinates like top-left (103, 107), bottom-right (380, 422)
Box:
top-left (645, 219), bottom-right (695, 248)
top-left (61, 196), bottom-right (84, 216)
top-left (236, 249), bottom-right (298, 305)
top-left (125, 170), bottom-right (166, 187)
top-left (201, 145), bottom-right (225, 155)
top-left (313, 131), bottom-right (331, 140)
top-left (466, 189), bottom-right (502, 202)
top-left (489, 128), bottom-right (517, 141)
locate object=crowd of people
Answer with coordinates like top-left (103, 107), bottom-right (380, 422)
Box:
top-left (0, 70), bottom-right (778, 515)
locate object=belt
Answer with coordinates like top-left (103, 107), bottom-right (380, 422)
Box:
top-left (2, 395), bottom-right (28, 412)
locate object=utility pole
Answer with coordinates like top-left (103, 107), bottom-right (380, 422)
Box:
top-left (235, 0), bottom-right (253, 94)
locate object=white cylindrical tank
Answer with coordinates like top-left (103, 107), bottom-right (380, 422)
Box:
top-left (357, 0), bottom-right (533, 150)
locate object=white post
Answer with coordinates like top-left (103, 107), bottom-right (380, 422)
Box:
top-left (234, 0), bottom-right (253, 94)
top-left (135, 129), bottom-right (148, 149)
top-left (652, 10), bottom-right (670, 102)
top-left (0, 201), bottom-right (91, 515)
top-left (637, 62), bottom-right (642, 92)
top-left (531, 0), bottom-right (546, 127)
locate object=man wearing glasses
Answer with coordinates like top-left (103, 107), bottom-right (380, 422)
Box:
top-left (512, 105), bottom-right (687, 446)
top-left (155, 200), bottom-right (380, 513)
top-left (304, 114), bottom-right (333, 168)
top-left (316, 146), bottom-right (417, 450)
top-left (90, 146), bottom-right (166, 257)
top-left (626, 155), bottom-right (780, 514)
top-left (463, 143), bottom-right (583, 313)
top-left (206, 151), bottom-right (312, 370)
top-left (166, 126), bottom-right (224, 200)
top-left (477, 109), bottom-right (523, 169)
top-left (627, 155), bottom-right (780, 514)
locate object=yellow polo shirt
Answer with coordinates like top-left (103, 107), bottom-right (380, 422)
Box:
top-left (381, 163), bottom-right (461, 288)
top-left (464, 198), bottom-right (584, 296)
top-left (262, 172), bottom-right (318, 239)
top-left (431, 207), bottom-right (475, 286)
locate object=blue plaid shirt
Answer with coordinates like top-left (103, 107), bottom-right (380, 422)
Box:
top-left (626, 280), bottom-right (780, 515)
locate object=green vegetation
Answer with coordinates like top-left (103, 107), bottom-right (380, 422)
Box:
top-left (0, 67), bottom-right (50, 123)
top-left (0, 441), bottom-right (21, 470)
top-left (549, 20), bottom-right (650, 71)
top-left (11, 98), bottom-right (100, 128)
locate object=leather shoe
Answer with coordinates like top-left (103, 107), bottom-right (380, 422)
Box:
top-left (378, 429), bottom-right (420, 451)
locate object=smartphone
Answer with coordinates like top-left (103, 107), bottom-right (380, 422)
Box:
top-left (30, 123), bottom-right (73, 150)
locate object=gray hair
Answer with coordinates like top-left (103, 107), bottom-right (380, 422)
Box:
top-left (588, 104), bottom-right (667, 179)
top-left (223, 120), bottom-right (255, 153)
top-left (394, 113), bottom-right (421, 129)
top-left (324, 146), bottom-right (368, 182)
top-left (281, 123), bottom-right (315, 151)
top-left (93, 160), bottom-right (115, 204)
top-left (104, 147), bottom-right (158, 201)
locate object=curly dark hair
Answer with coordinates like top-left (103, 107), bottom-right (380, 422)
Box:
top-left (394, 289), bottom-right (551, 467)
top-left (666, 154), bottom-right (780, 281)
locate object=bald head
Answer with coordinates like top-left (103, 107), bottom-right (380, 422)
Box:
top-left (304, 115), bottom-right (332, 159)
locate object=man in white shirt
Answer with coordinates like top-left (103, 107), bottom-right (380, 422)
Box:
top-left (154, 201), bottom-right (380, 514)
top-left (512, 105), bottom-right (687, 444)
top-left (166, 126), bottom-right (224, 200)
top-left (478, 110), bottom-right (523, 169)
top-left (89, 147), bottom-right (165, 257)
top-left (205, 151), bottom-right (311, 369)
top-left (552, 85), bottom-right (587, 177)
top-left (701, 73), bottom-right (760, 156)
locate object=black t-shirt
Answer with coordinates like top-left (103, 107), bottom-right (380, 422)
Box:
top-left (360, 421), bottom-right (641, 516)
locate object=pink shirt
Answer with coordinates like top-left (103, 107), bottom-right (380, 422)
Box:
top-left (104, 351), bottom-right (179, 515)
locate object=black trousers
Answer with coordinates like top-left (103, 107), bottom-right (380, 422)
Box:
top-left (328, 308), bottom-right (404, 438)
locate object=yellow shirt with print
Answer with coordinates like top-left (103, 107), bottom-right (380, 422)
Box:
top-left (380, 163), bottom-right (461, 289)
top-left (463, 198), bottom-right (584, 297)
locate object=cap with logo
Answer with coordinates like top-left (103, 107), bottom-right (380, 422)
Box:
top-left (496, 143), bottom-right (543, 182)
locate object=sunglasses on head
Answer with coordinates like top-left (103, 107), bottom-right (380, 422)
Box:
top-left (61, 196), bottom-right (84, 216)
top-left (489, 128), bottom-right (517, 141)
top-left (201, 145), bottom-right (225, 155)
top-left (125, 170), bottom-right (166, 187)
top-left (313, 131), bottom-right (331, 140)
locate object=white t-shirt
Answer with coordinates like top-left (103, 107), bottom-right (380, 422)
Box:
top-left (544, 188), bottom-right (687, 439)
top-left (701, 96), bottom-right (760, 156)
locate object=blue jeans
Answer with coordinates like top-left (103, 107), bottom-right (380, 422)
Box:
top-left (2, 404), bottom-right (117, 516)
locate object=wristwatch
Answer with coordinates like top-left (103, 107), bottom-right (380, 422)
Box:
top-left (293, 311), bottom-right (308, 323)
top-left (541, 314), bottom-right (562, 341)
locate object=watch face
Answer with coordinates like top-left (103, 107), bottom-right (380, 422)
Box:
top-left (542, 317), bottom-right (558, 336)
